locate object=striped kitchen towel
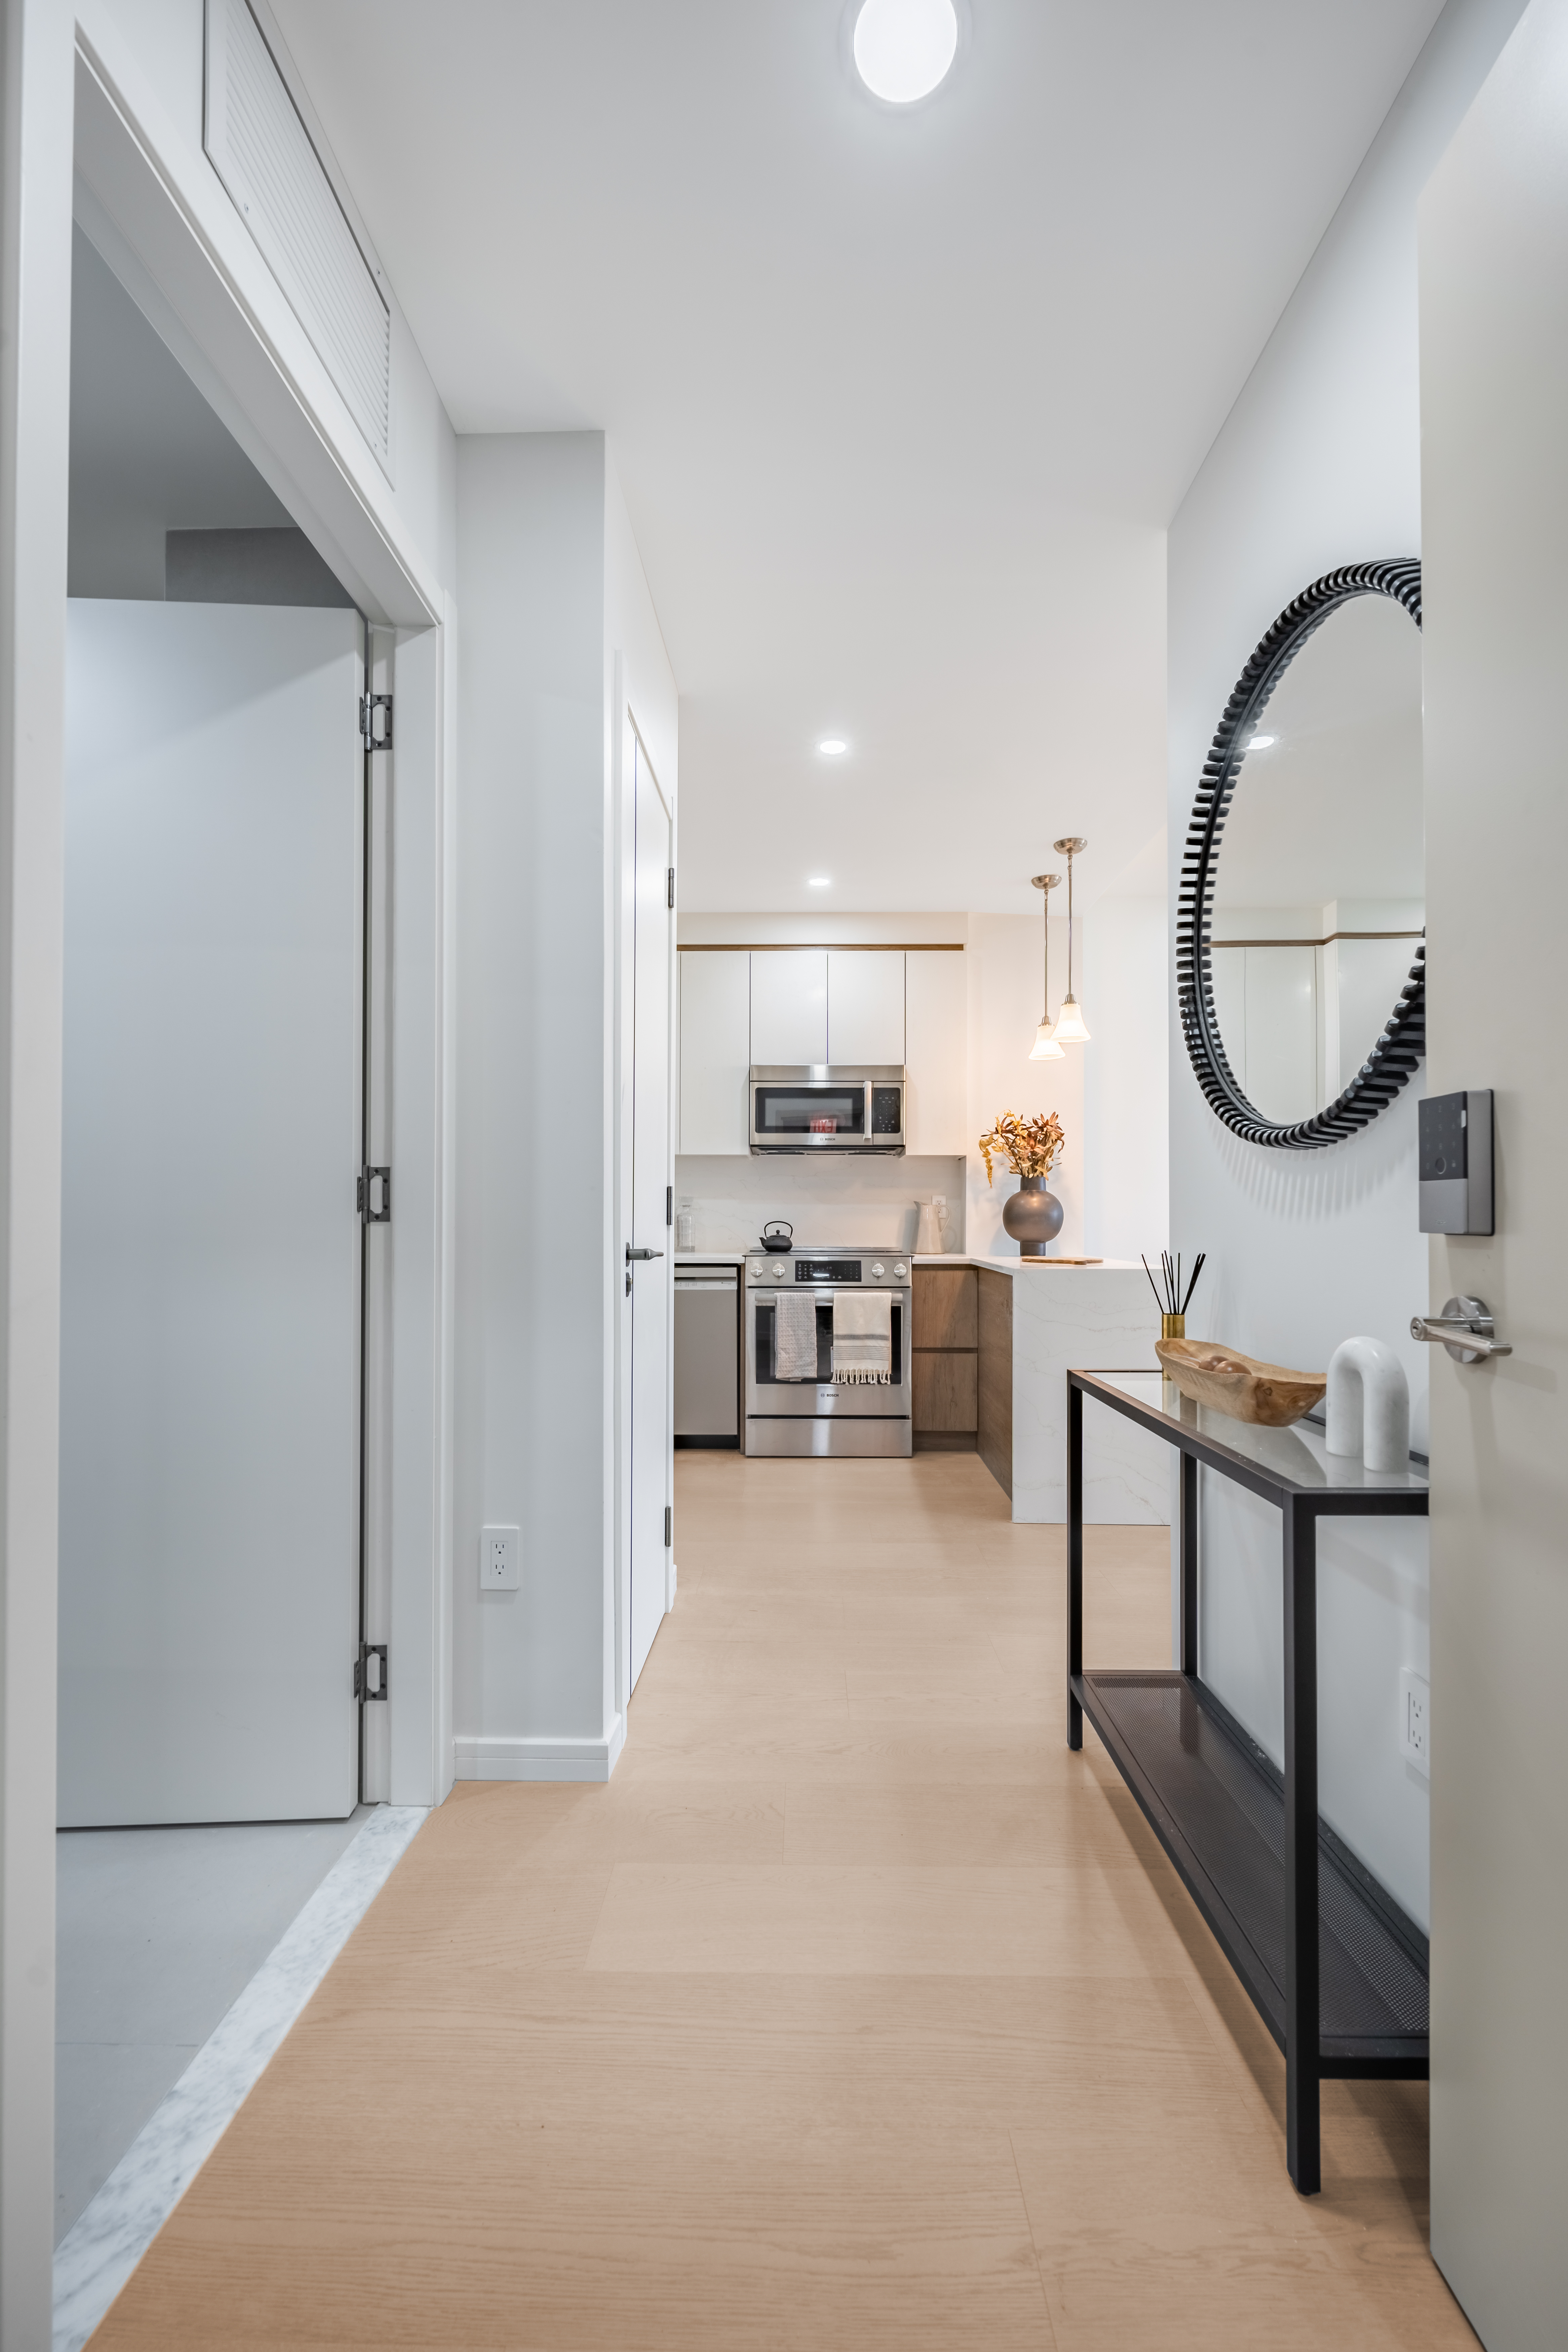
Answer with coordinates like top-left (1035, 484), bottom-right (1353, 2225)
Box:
top-left (832, 1289), bottom-right (892, 1385)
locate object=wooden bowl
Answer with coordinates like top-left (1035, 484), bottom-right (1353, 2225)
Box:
top-left (1154, 1338), bottom-right (1326, 1428)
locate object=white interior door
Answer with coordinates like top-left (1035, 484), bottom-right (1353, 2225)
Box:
top-left (629, 734), bottom-right (672, 1690)
top-left (57, 599), bottom-right (364, 1827)
top-left (1422, 26), bottom-right (1568, 2336)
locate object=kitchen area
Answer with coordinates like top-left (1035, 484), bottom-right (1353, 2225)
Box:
top-left (671, 923), bottom-right (1170, 1525)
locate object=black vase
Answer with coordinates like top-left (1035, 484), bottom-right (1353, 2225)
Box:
top-left (1001, 1174), bottom-right (1065, 1258)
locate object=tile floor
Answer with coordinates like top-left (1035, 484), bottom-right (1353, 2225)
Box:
top-left (85, 1452), bottom-right (1478, 2348)
top-left (56, 1806), bottom-right (368, 2241)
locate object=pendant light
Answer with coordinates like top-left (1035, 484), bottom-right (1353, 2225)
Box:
top-left (1028, 872), bottom-right (1064, 1059)
top-left (1051, 836), bottom-right (1091, 1043)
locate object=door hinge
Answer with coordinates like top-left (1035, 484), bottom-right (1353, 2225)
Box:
top-left (360, 693), bottom-right (393, 751)
top-left (666, 1184), bottom-right (673, 1226)
top-left (667, 866), bottom-right (675, 910)
top-left (664, 1505), bottom-right (672, 1547)
top-left (359, 1166), bottom-right (390, 1222)
top-left (355, 1642), bottom-right (388, 1702)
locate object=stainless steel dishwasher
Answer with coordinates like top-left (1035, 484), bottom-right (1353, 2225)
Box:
top-left (673, 1263), bottom-right (740, 1447)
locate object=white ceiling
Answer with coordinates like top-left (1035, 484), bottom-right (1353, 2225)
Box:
top-left (271, 0), bottom-right (1446, 913)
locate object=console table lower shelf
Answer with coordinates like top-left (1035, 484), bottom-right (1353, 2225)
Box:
top-left (1073, 1668), bottom-right (1429, 2078)
top-left (1066, 1367), bottom-right (1431, 2195)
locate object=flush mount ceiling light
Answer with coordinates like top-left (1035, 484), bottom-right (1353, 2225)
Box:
top-left (808, 876), bottom-right (832, 888)
top-left (1249, 734), bottom-right (1277, 750)
top-left (852, 0), bottom-right (959, 104)
top-left (1029, 873), bottom-right (1065, 1061)
top-left (817, 738), bottom-right (848, 756)
top-left (1050, 837), bottom-right (1092, 1043)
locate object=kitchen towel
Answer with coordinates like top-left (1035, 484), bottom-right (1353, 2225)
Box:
top-left (774, 1291), bottom-right (820, 1380)
top-left (832, 1289), bottom-right (892, 1384)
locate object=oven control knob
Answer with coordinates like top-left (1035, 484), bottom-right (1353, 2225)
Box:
top-left (771, 1261), bottom-right (787, 1280)
top-left (748, 1260), bottom-right (764, 1280)
top-left (893, 1261), bottom-right (907, 1279)
top-left (870, 1261), bottom-right (885, 1278)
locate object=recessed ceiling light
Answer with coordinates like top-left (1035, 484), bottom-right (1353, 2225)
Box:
top-left (1249, 734), bottom-right (1277, 750)
top-left (808, 876), bottom-right (831, 888)
top-left (817, 738), bottom-right (848, 757)
top-left (852, 0), bottom-right (958, 105)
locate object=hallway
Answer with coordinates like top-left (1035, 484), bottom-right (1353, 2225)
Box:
top-left (91, 1454), bottom-right (1471, 2348)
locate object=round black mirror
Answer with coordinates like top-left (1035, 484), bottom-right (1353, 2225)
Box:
top-left (1177, 561), bottom-right (1426, 1149)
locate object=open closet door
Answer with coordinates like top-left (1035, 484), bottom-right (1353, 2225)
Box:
top-left (57, 600), bottom-right (364, 1826)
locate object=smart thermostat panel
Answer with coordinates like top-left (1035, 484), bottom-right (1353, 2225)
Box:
top-left (1419, 1090), bottom-right (1493, 1236)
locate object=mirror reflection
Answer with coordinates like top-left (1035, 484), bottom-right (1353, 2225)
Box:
top-left (1209, 594), bottom-right (1423, 1126)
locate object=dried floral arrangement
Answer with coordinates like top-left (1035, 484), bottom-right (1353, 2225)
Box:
top-left (978, 1108), bottom-right (1065, 1186)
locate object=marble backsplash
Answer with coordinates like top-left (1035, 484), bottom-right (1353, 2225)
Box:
top-left (673, 1153), bottom-right (966, 1255)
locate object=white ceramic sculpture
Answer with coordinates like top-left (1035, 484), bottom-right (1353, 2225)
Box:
top-left (1325, 1336), bottom-right (1411, 1473)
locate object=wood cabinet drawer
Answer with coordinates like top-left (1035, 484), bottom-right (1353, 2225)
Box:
top-left (912, 1265), bottom-right (977, 1349)
top-left (912, 1350), bottom-right (978, 1431)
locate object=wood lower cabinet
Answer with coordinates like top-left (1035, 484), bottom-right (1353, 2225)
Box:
top-left (976, 1268), bottom-right (1014, 1498)
top-left (912, 1266), bottom-right (978, 1450)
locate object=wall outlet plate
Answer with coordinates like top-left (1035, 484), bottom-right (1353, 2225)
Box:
top-left (1400, 1667), bottom-right (1430, 1775)
top-left (480, 1525), bottom-right (519, 1592)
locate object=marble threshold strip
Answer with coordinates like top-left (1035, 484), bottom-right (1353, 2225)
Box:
top-left (52, 1802), bottom-right (429, 2352)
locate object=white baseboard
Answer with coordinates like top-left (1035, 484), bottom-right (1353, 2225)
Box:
top-left (453, 1716), bottom-right (626, 1783)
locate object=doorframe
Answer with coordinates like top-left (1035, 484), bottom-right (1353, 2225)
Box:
top-left (0, 5), bottom-right (455, 2329)
top-left (613, 690), bottom-right (676, 1729)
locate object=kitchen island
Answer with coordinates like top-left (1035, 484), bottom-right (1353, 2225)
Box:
top-left (912, 1256), bottom-right (1170, 1525)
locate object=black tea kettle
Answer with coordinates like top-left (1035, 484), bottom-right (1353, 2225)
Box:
top-left (760, 1220), bottom-right (794, 1254)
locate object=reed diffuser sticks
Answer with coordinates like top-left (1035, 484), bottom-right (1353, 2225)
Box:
top-left (1142, 1250), bottom-right (1205, 1339)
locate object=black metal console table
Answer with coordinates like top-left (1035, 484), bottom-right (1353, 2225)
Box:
top-left (1066, 1368), bottom-right (1430, 2195)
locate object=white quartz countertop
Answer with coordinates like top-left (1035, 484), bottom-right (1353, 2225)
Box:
top-left (912, 1255), bottom-right (1144, 1273)
top-left (675, 1252), bottom-right (1145, 1272)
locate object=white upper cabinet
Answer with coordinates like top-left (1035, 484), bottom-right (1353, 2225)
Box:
top-left (826, 950), bottom-right (905, 1064)
top-left (678, 951), bottom-right (750, 1153)
top-left (750, 949), bottom-right (827, 1065)
top-left (904, 950), bottom-right (968, 1153)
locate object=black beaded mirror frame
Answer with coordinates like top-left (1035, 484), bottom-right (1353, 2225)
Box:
top-left (1177, 559), bottom-right (1426, 1150)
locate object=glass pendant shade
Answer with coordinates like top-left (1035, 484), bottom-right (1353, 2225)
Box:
top-left (1029, 1020), bottom-right (1065, 1061)
top-left (1052, 991), bottom-right (1091, 1044)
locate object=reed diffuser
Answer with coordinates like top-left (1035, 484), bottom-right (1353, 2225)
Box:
top-left (1142, 1250), bottom-right (1205, 1340)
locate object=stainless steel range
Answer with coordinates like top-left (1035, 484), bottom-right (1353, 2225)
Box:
top-left (744, 1245), bottom-right (912, 1457)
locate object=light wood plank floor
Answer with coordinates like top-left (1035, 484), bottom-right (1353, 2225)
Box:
top-left (93, 1453), bottom-right (1476, 2348)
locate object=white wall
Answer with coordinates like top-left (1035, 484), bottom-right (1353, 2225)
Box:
top-left (453, 435), bottom-right (612, 1777)
top-left (965, 913), bottom-right (1086, 1259)
top-left (1167, 0), bottom-right (1527, 1932)
top-left (453, 434), bottom-right (675, 1782)
top-left (1083, 842), bottom-right (1170, 1267)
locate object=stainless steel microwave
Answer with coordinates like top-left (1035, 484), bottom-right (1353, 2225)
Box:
top-left (748, 1066), bottom-right (906, 1154)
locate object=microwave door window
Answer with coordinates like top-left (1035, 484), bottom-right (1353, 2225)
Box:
top-left (755, 1087), bottom-right (866, 1137)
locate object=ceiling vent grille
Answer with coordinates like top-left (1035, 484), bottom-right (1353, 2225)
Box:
top-left (204, 0), bottom-right (391, 469)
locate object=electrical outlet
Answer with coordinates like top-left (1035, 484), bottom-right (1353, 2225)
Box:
top-left (480, 1525), bottom-right (519, 1592)
top-left (1400, 1668), bottom-right (1430, 1775)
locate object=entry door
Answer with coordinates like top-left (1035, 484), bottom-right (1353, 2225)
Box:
top-left (629, 732), bottom-right (672, 1690)
top-left (57, 600), bottom-right (364, 1826)
top-left (1422, 38), bottom-right (1568, 2336)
